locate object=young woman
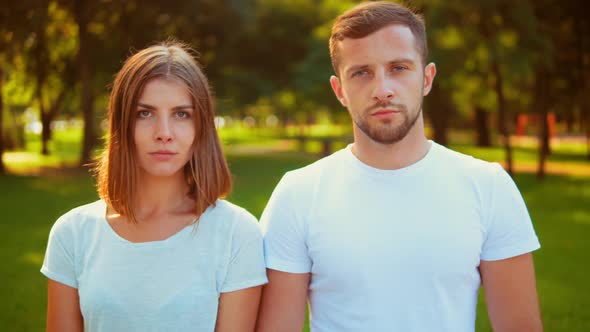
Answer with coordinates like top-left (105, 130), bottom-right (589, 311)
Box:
top-left (41, 42), bottom-right (267, 332)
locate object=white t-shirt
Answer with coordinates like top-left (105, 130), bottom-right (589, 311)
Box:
top-left (261, 141), bottom-right (540, 332)
top-left (41, 199), bottom-right (267, 332)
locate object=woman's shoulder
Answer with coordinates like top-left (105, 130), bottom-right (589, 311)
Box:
top-left (202, 200), bottom-right (261, 238)
top-left (50, 200), bottom-right (106, 236)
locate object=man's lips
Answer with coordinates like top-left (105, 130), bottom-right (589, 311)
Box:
top-left (371, 109), bottom-right (402, 117)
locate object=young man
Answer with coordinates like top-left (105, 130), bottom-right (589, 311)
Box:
top-left (257, 2), bottom-right (542, 332)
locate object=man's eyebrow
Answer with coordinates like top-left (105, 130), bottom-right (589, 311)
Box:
top-left (344, 58), bottom-right (418, 76)
top-left (388, 58), bottom-right (416, 66)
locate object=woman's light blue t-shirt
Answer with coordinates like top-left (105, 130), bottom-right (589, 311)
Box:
top-left (41, 199), bottom-right (268, 332)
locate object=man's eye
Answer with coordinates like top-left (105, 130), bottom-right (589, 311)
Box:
top-left (391, 66), bottom-right (407, 72)
top-left (351, 70), bottom-right (369, 78)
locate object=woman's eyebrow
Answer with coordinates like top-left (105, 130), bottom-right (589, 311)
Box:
top-left (172, 105), bottom-right (194, 110)
top-left (137, 103), bottom-right (194, 110)
top-left (137, 102), bottom-right (156, 109)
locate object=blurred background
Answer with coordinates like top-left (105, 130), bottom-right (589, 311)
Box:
top-left (1, 0), bottom-right (588, 331)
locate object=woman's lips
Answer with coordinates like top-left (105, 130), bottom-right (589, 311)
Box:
top-left (149, 151), bottom-right (177, 161)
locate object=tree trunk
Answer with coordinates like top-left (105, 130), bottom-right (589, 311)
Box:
top-left (35, 0), bottom-right (49, 155)
top-left (40, 89), bottom-right (66, 156)
top-left (582, 101), bottom-right (590, 160)
top-left (0, 66), bottom-right (5, 174)
top-left (41, 110), bottom-right (51, 155)
top-left (278, 105), bottom-right (288, 130)
top-left (579, 1), bottom-right (590, 160)
top-left (426, 82), bottom-right (449, 146)
top-left (565, 109), bottom-right (574, 133)
top-left (537, 112), bottom-right (549, 179)
top-left (491, 59), bottom-right (513, 176)
top-left (475, 107), bottom-right (491, 147)
top-left (534, 66), bottom-right (550, 180)
top-left (477, 15), bottom-right (513, 174)
top-left (75, 1), bottom-right (96, 166)
top-left (537, 111), bottom-right (550, 180)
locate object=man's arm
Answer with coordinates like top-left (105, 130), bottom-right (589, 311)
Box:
top-left (480, 252), bottom-right (542, 332)
top-left (256, 269), bottom-right (310, 332)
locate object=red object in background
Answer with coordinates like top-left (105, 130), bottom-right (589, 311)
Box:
top-left (516, 114), bottom-right (528, 136)
top-left (548, 113), bottom-right (556, 138)
top-left (515, 113), bottom-right (555, 137)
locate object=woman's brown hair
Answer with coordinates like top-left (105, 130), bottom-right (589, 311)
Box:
top-left (96, 41), bottom-right (231, 223)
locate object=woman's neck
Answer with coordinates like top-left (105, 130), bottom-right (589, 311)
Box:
top-left (132, 171), bottom-right (193, 220)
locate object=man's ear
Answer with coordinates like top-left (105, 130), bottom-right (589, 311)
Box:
top-left (330, 75), bottom-right (348, 107)
top-left (422, 62), bottom-right (437, 96)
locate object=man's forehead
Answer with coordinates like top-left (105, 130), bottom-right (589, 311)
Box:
top-left (337, 25), bottom-right (420, 69)
top-left (338, 25), bottom-right (417, 54)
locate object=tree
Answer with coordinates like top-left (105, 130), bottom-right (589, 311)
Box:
top-left (223, 0), bottom-right (341, 124)
top-left (571, 0), bottom-right (590, 159)
top-left (59, 0), bottom-right (253, 164)
top-left (0, 65), bottom-right (4, 174)
top-left (71, 0), bottom-right (97, 165)
top-left (290, 0), bottom-right (357, 126)
top-left (427, 1), bottom-right (539, 175)
top-left (530, 0), bottom-right (590, 177)
top-left (30, 0), bottom-right (77, 155)
top-left (528, 0), bottom-right (557, 179)
top-left (0, 2), bottom-right (31, 173)
top-left (419, 1), bottom-right (463, 146)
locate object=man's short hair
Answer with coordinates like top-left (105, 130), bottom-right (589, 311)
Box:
top-left (329, 1), bottom-right (428, 75)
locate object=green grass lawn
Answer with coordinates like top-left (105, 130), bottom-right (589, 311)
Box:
top-left (1, 129), bottom-right (589, 331)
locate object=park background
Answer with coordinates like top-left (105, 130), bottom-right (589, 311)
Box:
top-left (1, 0), bottom-right (589, 331)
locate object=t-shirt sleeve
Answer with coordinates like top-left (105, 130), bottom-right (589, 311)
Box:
top-left (480, 163), bottom-right (541, 261)
top-left (40, 212), bottom-right (78, 288)
top-left (220, 209), bottom-right (268, 293)
top-left (260, 173), bottom-right (312, 273)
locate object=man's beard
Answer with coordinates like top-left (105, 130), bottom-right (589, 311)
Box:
top-left (351, 98), bottom-right (423, 145)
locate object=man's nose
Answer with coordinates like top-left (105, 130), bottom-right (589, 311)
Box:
top-left (371, 74), bottom-right (395, 102)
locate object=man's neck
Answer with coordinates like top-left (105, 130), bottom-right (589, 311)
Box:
top-left (351, 118), bottom-right (430, 170)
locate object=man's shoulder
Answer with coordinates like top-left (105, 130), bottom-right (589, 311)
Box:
top-left (282, 147), bottom-right (349, 183)
top-left (432, 142), bottom-right (503, 178)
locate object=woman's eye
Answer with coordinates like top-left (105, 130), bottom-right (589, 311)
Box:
top-left (176, 111), bottom-right (191, 119)
top-left (137, 110), bottom-right (151, 118)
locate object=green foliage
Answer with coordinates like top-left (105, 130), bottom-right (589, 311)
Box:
top-left (424, 0), bottom-right (540, 117)
top-left (2, 56), bottom-right (34, 106)
top-left (3, 0), bottom-right (588, 140)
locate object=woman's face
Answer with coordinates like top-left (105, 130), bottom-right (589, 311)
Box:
top-left (133, 78), bottom-right (196, 179)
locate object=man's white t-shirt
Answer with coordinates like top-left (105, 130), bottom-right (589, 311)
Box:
top-left (41, 199), bottom-right (267, 332)
top-left (261, 141), bottom-right (540, 332)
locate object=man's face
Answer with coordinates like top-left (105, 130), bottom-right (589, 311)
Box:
top-left (330, 24), bottom-right (436, 145)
